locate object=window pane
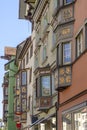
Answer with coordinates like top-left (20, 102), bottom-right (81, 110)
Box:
top-left (63, 43), bottom-right (71, 64)
top-left (41, 76), bottom-right (51, 96)
top-left (65, 0), bottom-right (73, 4)
top-left (63, 113), bottom-right (72, 130)
top-left (21, 71), bottom-right (27, 85)
top-left (74, 107), bottom-right (87, 130)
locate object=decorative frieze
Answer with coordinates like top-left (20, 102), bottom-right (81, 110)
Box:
top-left (36, 97), bottom-right (52, 110)
top-left (56, 24), bottom-right (74, 44)
top-left (58, 65), bottom-right (72, 90)
top-left (52, 5), bottom-right (74, 31)
top-left (21, 112), bottom-right (27, 122)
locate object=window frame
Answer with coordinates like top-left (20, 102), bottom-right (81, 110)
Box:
top-left (21, 70), bottom-right (27, 86)
top-left (36, 75), bottom-right (52, 97)
top-left (36, 77), bottom-right (40, 98)
top-left (63, 42), bottom-right (71, 64)
top-left (57, 42), bottom-right (71, 66)
top-left (62, 102), bottom-right (87, 130)
top-left (76, 31), bottom-right (83, 58)
top-left (41, 75), bottom-right (51, 97)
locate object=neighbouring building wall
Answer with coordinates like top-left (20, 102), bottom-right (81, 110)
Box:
top-left (56, 0), bottom-right (87, 130)
top-left (6, 57), bottom-right (18, 130)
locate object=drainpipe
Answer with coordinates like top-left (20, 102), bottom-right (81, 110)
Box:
top-left (55, 91), bottom-right (60, 130)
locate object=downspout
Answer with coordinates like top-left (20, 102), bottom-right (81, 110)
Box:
top-left (55, 90), bottom-right (60, 130)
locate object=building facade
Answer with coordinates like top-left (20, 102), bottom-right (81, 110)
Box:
top-left (24, 0), bottom-right (87, 130)
top-left (2, 74), bottom-right (8, 128)
top-left (54, 0), bottom-right (87, 130)
top-left (2, 47), bottom-right (18, 130)
top-left (2, 0), bottom-right (87, 130)
top-left (14, 36), bottom-right (36, 130)
top-left (24, 0), bottom-right (58, 130)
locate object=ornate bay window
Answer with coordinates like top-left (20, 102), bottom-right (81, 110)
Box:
top-left (35, 67), bottom-right (52, 111)
top-left (14, 70), bottom-right (27, 122)
top-left (20, 70), bottom-right (27, 122)
top-left (14, 74), bottom-right (21, 118)
top-left (56, 42), bottom-right (72, 91)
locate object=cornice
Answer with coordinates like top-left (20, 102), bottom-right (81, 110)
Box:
top-left (18, 36), bottom-right (31, 60)
top-left (32, 0), bottom-right (49, 22)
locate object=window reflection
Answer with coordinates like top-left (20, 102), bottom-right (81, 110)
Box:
top-left (63, 107), bottom-right (87, 130)
top-left (41, 76), bottom-right (51, 96)
top-left (74, 108), bottom-right (87, 130)
top-left (21, 71), bottom-right (27, 86)
top-left (63, 113), bottom-right (72, 130)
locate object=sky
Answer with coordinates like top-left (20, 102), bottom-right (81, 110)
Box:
top-left (0, 1), bottom-right (31, 119)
